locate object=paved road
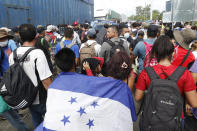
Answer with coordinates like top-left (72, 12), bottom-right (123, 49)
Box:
top-left (0, 109), bottom-right (34, 131)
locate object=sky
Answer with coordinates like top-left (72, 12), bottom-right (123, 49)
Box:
top-left (94, 0), bottom-right (168, 16)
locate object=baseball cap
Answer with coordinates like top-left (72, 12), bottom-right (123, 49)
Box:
top-left (87, 28), bottom-right (96, 37)
top-left (74, 21), bottom-right (78, 26)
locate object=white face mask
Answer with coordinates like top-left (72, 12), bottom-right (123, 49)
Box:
top-left (0, 40), bottom-right (8, 47)
top-left (124, 33), bottom-right (130, 39)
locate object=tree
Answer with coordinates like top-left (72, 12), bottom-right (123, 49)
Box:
top-left (136, 6), bottom-right (143, 16)
top-left (135, 4), bottom-right (151, 21)
top-left (152, 10), bottom-right (160, 20)
top-left (158, 11), bottom-right (164, 20)
top-left (143, 4), bottom-right (151, 20)
top-left (128, 15), bottom-right (136, 20)
top-left (129, 4), bottom-right (163, 21)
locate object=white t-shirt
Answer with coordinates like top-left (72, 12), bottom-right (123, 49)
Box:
top-left (192, 51), bottom-right (197, 59)
top-left (73, 31), bottom-right (81, 44)
top-left (80, 40), bottom-right (101, 56)
top-left (9, 47), bottom-right (52, 105)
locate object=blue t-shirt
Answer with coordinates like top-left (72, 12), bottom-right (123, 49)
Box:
top-left (0, 40), bottom-right (17, 76)
top-left (133, 38), bottom-right (156, 73)
top-left (55, 40), bottom-right (79, 58)
top-left (8, 40), bottom-right (17, 51)
top-left (0, 47), bottom-right (10, 76)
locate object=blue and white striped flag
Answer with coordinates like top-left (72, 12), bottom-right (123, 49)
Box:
top-left (36, 72), bottom-right (137, 131)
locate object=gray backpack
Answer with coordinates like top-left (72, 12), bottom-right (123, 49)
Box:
top-left (140, 66), bottom-right (185, 131)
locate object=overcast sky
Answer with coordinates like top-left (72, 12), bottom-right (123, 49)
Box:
top-left (94, 0), bottom-right (168, 16)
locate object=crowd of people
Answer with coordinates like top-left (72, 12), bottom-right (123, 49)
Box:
top-left (0, 20), bottom-right (197, 131)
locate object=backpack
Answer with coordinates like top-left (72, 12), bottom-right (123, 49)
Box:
top-left (0, 47), bottom-right (5, 76)
top-left (140, 66), bottom-right (185, 131)
top-left (0, 48), bottom-right (38, 109)
top-left (60, 37), bottom-right (76, 49)
top-left (144, 42), bottom-right (158, 67)
top-left (80, 42), bottom-right (97, 63)
top-left (139, 50), bottom-right (191, 131)
top-left (107, 39), bottom-right (125, 57)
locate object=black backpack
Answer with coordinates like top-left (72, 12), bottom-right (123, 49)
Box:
top-left (0, 47), bottom-right (5, 76)
top-left (140, 66), bottom-right (185, 131)
top-left (107, 39), bottom-right (125, 57)
top-left (0, 48), bottom-right (38, 109)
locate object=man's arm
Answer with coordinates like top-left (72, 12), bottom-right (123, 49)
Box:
top-left (99, 42), bottom-right (107, 58)
top-left (185, 90), bottom-right (197, 108)
top-left (42, 77), bottom-right (52, 90)
top-left (191, 72), bottom-right (197, 84)
top-left (135, 89), bottom-right (145, 102)
top-left (74, 44), bottom-right (80, 66)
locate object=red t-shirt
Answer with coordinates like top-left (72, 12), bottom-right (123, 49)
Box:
top-left (136, 64), bottom-right (196, 96)
top-left (172, 46), bottom-right (195, 67)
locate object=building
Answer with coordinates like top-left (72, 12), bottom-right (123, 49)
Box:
top-left (163, 0), bottom-right (197, 23)
top-left (94, 9), bottom-right (121, 21)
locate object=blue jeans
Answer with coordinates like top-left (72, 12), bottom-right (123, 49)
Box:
top-left (29, 104), bottom-right (46, 129)
top-left (2, 109), bottom-right (29, 131)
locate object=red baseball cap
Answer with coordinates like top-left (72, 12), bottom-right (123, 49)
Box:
top-left (74, 21), bottom-right (78, 25)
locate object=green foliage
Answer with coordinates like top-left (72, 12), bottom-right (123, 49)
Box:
top-left (129, 5), bottom-right (163, 21)
top-left (152, 10), bottom-right (160, 20)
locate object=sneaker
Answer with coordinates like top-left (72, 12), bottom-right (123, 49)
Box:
top-left (0, 116), bottom-right (6, 120)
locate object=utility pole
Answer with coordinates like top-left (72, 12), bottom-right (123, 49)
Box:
top-left (171, 0), bottom-right (174, 29)
top-left (150, 0), bottom-right (153, 20)
top-left (192, 0), bottom-right (196, 25)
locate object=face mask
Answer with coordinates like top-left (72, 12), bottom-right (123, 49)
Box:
top-left (0, 40), bottom-right (8, 47)
top-left (124, 33), bottom-right (130, 39)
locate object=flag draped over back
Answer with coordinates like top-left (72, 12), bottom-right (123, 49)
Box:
top-left (35, 72), bottom-right (136, 131)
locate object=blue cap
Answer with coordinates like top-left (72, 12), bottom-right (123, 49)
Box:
top-left (87, 28), bottom-right (96, 37)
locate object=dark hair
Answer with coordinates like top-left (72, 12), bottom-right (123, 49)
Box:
top-left (191, 41), bottom-right (197, 51)
top-left (80, 24), bottom-right (84, 28)
top-left (119, 23), bottom-right (128, 33)
top-left (81, 58), bottom-right (100, 76)
top-left (64, 27), bottom-right (74, 38)
top-left (107, 51), bottom-right (131, 80)
top-left (84, 24), bottom-right (89, 29)
top-left (165, 29), bottom-right (174, 39)
top-left (191, 26), bottom-right (197, 31)
top-left (88, 34), bottom-right (97, 39)
top-left (132, 31), bottom-right (137, 37)
top-left (120, 27), bottom-right (129, 34)
top-left (150, 36), bottom-right (174, 62)
top-left (104, 24), bottom-right (109, 29)
top-left (174, 22), bottom-right (183, 28)
top-left (184, 22), bottom-right (189, 26)
top-left (37, 27), bottom-right (45, 34)
top-left (55, 48), bottom-right (76, 72)
top-left (147, 25), bottom-right (158, 38)
top-left (19, 24), bottom-right (36, 43)
top-left (132, 22), bottom-right (138, 28)
top-left (138, 31), bottom-right (144, 36)
top-left (12, 27), bottom-right (19, 33)
top-left (108, 25), bottom-right (118, 33)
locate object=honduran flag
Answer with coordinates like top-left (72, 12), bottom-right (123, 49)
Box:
top-left (35, 72), bottom-right (137, 131)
